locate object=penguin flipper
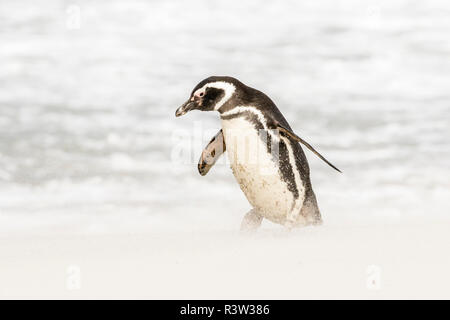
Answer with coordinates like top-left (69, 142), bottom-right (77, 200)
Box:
top-left (198, 129), bottom-right (226, 176)
top-left (273, 123), bottom-right (342, 173)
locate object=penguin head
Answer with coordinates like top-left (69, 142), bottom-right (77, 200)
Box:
top-left (175, 76), bottom-right (240, 117)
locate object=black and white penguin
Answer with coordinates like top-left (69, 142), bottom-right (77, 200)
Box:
top-left (175, 76), bottom-right (340, 230)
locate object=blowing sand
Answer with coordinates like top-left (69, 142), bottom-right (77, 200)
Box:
top-left (1, 220), bottom-right (449, 299)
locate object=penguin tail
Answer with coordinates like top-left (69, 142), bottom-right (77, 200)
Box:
top-left (275, 123), bottom-right (342, 173)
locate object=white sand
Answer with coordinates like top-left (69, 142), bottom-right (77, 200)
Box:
top-left (1, 0), bottom-right (449, 300)
top-left (1, 220), bottom-right (449, 299)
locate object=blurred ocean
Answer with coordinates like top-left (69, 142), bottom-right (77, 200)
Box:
top-left (0, 0), bottom-right (449, 235)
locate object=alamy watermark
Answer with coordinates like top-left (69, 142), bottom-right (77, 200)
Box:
top-left (66, 5), bottom-right (82, 30)
top-left (171, 122), bottom-right (283, 176)
top-left (66, 265), bottom-right (81, 291)
top-left (366, 265), bottom-right (382, 290)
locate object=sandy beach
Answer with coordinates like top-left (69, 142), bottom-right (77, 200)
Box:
top-left (1, 219), bottom-right (449, 299)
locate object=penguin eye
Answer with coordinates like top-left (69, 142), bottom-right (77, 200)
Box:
top-left (193, 89), bottom-right (206, 99)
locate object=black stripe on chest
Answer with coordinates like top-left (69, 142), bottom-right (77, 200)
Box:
top-left (221, 110), bottom-right (300, 199)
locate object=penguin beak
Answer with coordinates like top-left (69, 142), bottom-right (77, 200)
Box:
top-left (175, 99), bottom-right (196, 117)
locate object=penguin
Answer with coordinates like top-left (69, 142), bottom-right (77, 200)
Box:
top-left (175, 76), bottom-right (341, 230)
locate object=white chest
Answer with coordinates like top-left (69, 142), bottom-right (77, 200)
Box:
top-left (221, 117), bottom-right (294, 221)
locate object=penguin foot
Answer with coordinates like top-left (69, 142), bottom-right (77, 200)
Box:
top-left (284, 215), bottom-right (315, 230)
top-left (240, 209), bottom-right (263, 233)
top-left (284, 217), bottom-right (301, 231)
